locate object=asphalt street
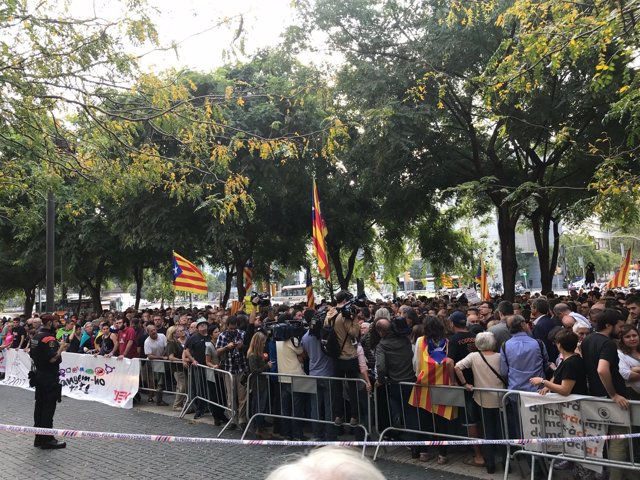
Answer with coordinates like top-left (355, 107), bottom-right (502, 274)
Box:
top-left (0, 385), bottom-right (482, 480)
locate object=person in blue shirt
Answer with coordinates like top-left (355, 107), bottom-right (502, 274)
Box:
top-left (500, 315), bottom-right (548, 392)
top-left (500, 314), bottom-right (548, 440)
top-left (301, 321), bottom-right (337, 441)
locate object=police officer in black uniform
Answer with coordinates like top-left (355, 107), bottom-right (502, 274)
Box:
top-left (30, 314), bottom-right (67, 449)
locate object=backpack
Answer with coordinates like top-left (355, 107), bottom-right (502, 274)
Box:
top-left (320, 312), bottom-right (348, 359)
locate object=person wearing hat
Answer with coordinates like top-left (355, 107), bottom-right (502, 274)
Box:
top-left (30, 314), bottom-right (68, 449)
top-left (447, 310), bottom-right (484, 467)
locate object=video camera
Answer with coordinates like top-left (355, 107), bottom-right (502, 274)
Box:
top-left (337, 293), bottom-right (368, 320)
top-left (251, 291), bottom-right (271, 308)
top-left (309, 305), bottom-right (329, 337)
top-left (263, 319), bottom-right (307, 343)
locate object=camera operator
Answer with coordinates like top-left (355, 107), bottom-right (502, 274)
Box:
top-left (215, 316), bottom-right (248, 429)
top-left (325, 290), bottom-right (361, 427)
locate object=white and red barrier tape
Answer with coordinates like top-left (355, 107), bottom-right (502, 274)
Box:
top-left (1, 424), bottom-right (640, 447)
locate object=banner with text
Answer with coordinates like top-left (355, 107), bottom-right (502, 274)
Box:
top-left (519, 392), bottom-right (632, 472)
top-left (59, 353), bottom-right (140, 409)
top-left (0, 349), bottom-right (33, 390)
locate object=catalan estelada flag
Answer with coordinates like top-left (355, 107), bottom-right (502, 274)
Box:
top-left (230, 300), bottom-right (241, 315)
top-left (605, 246), bottom-right (633, 290)
top-left (172, 251), bottom-right (208, 295)
top-left (475, 257), bottom-right (490, 301)
top-left (243, 259), bottom-right (253, 293)
top-left (441, 274), bottom-right (453, 289)
top-left (305, 267), bottom-right (314, 309)
top-left (409, 337), bottom-right (457, 420)
top-left (312, 178), bottom-right (331, 280)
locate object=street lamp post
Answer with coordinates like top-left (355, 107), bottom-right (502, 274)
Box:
top-left (46, 191), bottom-right (55, 312)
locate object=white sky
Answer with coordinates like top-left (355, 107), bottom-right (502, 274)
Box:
top-left (134, 0), bottom-right (296, 72)
top-left (67, 0), bottom-right (338, 75)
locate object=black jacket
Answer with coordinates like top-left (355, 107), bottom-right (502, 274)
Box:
top-left (375, 334), bottom-right (415, 384)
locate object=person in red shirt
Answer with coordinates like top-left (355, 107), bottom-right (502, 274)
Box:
top-left (115, 317), bottom-right (138, 359)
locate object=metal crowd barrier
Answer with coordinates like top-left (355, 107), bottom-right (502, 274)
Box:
top-left (502, 391), bottom-right (640, 480)
top-left (138, 358), bottom-right (188, 413)
top-left (241, 371), bottom-right (372, 454)
top-left (182, 364), bottom-right (236, 437)
top-left (373, 382), bottom-right (509, 462)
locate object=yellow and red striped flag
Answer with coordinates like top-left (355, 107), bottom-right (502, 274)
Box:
top-left (230, 300), bottom-right (241, 315)
top-left (172, 251), bottom-right (208, 295)
top-left (605, 246), bottom-right (633, 289)
top-left (243, 259), bottom-right (253, 293)
top-left (312, 178), bottom-right (331, 280)
top-left (305, 267), bottom-right (314, 309)
top-left (475, 257), bottom-right (490, 301)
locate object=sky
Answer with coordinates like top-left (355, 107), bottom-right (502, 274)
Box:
top-left (130, 0), bottom-right (296, 73)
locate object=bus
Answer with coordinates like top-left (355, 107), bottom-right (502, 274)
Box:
top-left (271, 284), bottom-right (312, 305)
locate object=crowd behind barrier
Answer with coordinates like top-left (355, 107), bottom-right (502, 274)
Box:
top-left (1, 286), bottom-right (640, 479)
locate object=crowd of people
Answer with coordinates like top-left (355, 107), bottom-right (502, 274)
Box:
top-left (1, 287), bottom-right (640, 478)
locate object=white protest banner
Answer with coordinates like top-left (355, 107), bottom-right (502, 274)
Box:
top-left (0, 348), bottom-right (5, 373)
top-left (464, 288), bottom-right (481, 305)
top-left (59, 352), bottom-right (140, 409)
top-left (519, 392), bottom-right (616, 472)
top-left (0, 348), bottom-right (34, 390)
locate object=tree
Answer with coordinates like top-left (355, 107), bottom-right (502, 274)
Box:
top-left (298, 0), bottom-right (627, 298)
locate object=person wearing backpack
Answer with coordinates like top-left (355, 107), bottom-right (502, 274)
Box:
top-left (325, 290), bottom-right (361, 427)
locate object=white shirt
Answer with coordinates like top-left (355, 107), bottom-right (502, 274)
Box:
top-left (275, 340), bottom-right (304, 384)
top-left (144, 334), bottom-right (167, 357)
top-left (618, 350), bottom-right (640, 394)
top-left (532, 314), bottom-right (545, 326)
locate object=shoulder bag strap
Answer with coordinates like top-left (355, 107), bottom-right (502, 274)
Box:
top-left (479, 350), bottom-right (507, 387)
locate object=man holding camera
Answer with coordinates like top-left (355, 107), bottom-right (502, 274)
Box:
top-left (325, 290), bottom-right (361, 426)
top-left (216, 316), bottom-right (248, 428)
top-left (30, 314), bottom-right (68, 449)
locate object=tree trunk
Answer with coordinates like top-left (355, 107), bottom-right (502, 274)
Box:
top-left (23, 285), bottom-right (36, 317)
top-left (61, 283), bottom-right (68, 309)
top-left (86, 257), bottom-right (107, 313)
top-left (76, 286), bottom-right (84, 316)
top-left (88, 285), bottom-right (102, 314)
top-left (235, 258), bottom-right (247, 301)
top-left (327, 244), bottom-right (359, 290)
top-left (531, 208), bottom-right (561, 294)
top-left (496, 205), bottom-right (519, 302)
top-left (133, 264), bottom-right (144, 310)
top-left (222, 263), bottom-right (235, 309)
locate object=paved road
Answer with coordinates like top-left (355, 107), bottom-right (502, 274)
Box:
top-left (0, 385), bottom-right (480, 480)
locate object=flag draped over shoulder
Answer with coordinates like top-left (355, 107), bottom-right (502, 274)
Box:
top-left (606, 247), bottom-right (633, 289)
top-left (305, 267), bottom-right (314, 309)
top-left (312, 178), bottom-right (331, 280)
top-left (243, 259), bottom-right (253, 293)
top-left (172, 251), bottom-right (208, 295)
top-left (475, 257), bottom-right (490, 301)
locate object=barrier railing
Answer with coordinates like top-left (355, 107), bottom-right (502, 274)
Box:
top-left (373, 382), bottom-right (509, 464)
top-left (501, 391), bottom-right (640, 480)
top-left (138, 358), bottom-right (188, 412)
top-left (241, 371), bottom-right (372, 453)
top-left (182, 364), bottom-right (236, 437)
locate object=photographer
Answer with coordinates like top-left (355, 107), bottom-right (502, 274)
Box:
top-left (325, 290), bottom-right (362, 427)
top-left (215, 316), bottom-right (248, 428)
